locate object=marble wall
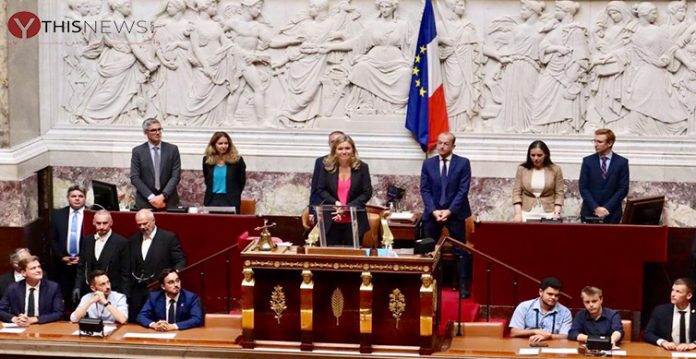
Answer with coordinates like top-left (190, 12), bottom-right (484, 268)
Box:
top-left (0, 0), bottom-right (9, 148)
top-left (0, 175), bottom-right (38, 227)
top-left (52, 166), bottom-right (696, 227)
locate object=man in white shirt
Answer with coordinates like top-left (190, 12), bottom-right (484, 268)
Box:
top-left (0, 256), bottom-right (63, 325)
top-left (136, 269), bottom-right (203, 331)
top-left (644, 278), bottom-right (696, 351)
top-left (0, 248), bottom-right (31, 298)
top-left (71, 270), bottom-right (128, 324)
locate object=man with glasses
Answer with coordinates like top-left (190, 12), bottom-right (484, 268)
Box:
top-left (510, 277), bottom-right (572, 343)
top-left (136, 268), bottom-right (203, 331)
top-left (130, 118), bottom-right (181, 209)
top-left (578, 128), bottom-right (629, 224)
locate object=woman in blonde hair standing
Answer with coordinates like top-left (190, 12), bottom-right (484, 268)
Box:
top-left (203, 132), bottom-right (246, 209)
top-left (317, 135), bottom-right (373, 246)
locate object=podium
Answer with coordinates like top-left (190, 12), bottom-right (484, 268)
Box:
top-left (240, 245), bottom-right (441, 355)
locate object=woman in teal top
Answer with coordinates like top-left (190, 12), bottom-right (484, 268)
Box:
top-left (202, 132), bottom-right (246, 209)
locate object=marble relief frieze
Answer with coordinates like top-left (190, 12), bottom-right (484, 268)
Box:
top-left (37, 0), bottom-right (696, 136)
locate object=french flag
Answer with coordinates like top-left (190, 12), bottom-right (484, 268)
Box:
top-left (405, 0), bottom-right (448, 152)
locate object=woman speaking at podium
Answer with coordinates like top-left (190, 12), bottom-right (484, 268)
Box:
top-left (317, 135), bottom-right (373, 246)
top-left (202, 132), bottom-right (247, 210)
top-left (512, 140), bottom-right (565, 222)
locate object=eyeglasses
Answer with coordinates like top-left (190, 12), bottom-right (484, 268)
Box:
top-left (147, 128), bottom-right (163, 133)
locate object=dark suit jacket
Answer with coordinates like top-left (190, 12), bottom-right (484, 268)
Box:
top-left (309, 156), bottom-right (327, 211)
top-left (74, 232), bottom-right (129, 293)
top-left (317, 161), bottom-right (373, 238)
top-left (124, 228), bottom-right (187, 296)
top-left (0, 272), bottom-right (19, 299)
top-left (420, 154), bottom-right (472, 222)
top-left (130, 141), bottom-right (181, 209)
top-left (579, 152), bottom-right (629, 224)
top-left (644, 303), bottom-right (696, 345)
top-left (202, 156), bottom-right (246, 209)
top-left (50, 206), bottom-right (84, 262)
top-left (136, 289), bottom-right (204, 330)
top-left (0, 279), bottom-right (64, 323)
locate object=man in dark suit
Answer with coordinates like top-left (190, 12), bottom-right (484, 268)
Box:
top-left (420, 131), bottom-right (472, 297)
top-left (0, 248), bottom-right (31, 299)
top-left (309, 130), bottom-right (345, 214)
top-left (130, 118), bottom-right (181, 209)
top-left (644, 278), bottom-right (696, 351)
top-left (50, 184), bottom-right (86, 309)
top-left (72, 210), bottom-right (129, 302)
top-left (136, 269), bottom-right (203, 331)
top-left (579, 128), bottom-right (629, 224)
top-left (125, 209), bottom-right (187, 321)
top-left (0, 256), bottom-right (63, 325)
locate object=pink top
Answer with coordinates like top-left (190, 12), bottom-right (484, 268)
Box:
top-left (336, 177), bottom-right (351, 223)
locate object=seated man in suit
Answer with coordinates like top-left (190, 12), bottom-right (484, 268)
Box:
top-left (510, 277), bottom-right (573, 343)
top-left (73, 210), bottom-right (128, 302)
top-left (644, 278), bottom-right (696, 351)
top-left (568, 286), bottom-right (623, 345)
top-left (578, 128), bottom-right (629, 224)
top-left (125, 209), bottom-right (187, 322)
top-left (0, 248), bottom-right (31, 298)
top-left (0, 256), bottom-right (63, 325)
top-left (70, 270), bottom-right (128, 324)
top-left (136, 269), bottom-right (203, 331)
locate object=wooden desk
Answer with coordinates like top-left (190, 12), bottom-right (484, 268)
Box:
top-left (441, 337), bottom-right (672, 358)
top-left (240, 245), bottom-right (441, 355)
top-left (388, 213), bottom-right (421, 241)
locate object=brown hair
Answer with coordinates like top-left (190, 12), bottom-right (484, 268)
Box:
top-left (594, 128), bottom-right (616, 145)
top-left (18, 256), bottom-right (40, 271)
top-left (675, 278), bottom-right (695, 294)
top-left (204, 131), bottom-right (241, 165)
top-left (581, 286), bottom-right (603, 298)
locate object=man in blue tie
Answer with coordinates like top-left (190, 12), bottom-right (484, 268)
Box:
top-left (578, 128), bottom-right (630, 224)
top-left (420, 132), bottom-right (472, 297)
top-left (136, 269), bottom-right (203, 331)
top-left (50, 184), bottom-right (86, 309)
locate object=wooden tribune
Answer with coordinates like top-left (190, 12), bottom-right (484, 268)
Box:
top-left (240, 245), bottom-right (441, 355)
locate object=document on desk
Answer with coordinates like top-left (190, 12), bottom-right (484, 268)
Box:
top-left (0, 324), bottom-right (26, 334)
top-left (123, 332), bottom-right (177, 339)
top-left (540, 348), bottom-right (579, 354)
top-left (672, 353), bottom-right (696, 358)
top-left (610, 350), bottom-right (627, 356)
top-left (71, 325), bottom-right (118, 337)
top-left (517, 348), bottom-right (540, 355)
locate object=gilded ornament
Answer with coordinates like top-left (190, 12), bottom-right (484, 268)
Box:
top-left (389, 288), bottom-right (406, 329)
top-left (331, 288), bottom-right (345, 326)
top-left (270, 285), bottom-right (287, 324)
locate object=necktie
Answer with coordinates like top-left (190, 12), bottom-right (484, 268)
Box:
top-left (27, 288), bottom-right (35, 317)
top-left (680, 310), bottom-right (687, 343)
top-left (439, 158), bottom-right (448, 207)
top-left (153, 146), bottom-right (161, 190)
top-left (68, 210), bottom-right (79, 256)
top-left (168, 299), bottom-right (176, 324)
top-left (600, 156), bottom-right (608, 179)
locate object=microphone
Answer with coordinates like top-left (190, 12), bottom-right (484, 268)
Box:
top-left (91, 203), bottom-right (106, 211)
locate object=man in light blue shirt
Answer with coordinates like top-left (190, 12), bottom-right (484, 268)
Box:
top-left (510, 277), bottom-right (572, 343)
top-left (70, 270), bottom-right (127, 324)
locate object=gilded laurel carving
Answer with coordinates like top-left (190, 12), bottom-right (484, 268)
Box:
top-left (389, 288), bottom-right (406, 329)
top-left (50, 0), bottom-right (696, 136)
top-left (330, 287), bottom-right (345, 326)
top-left (270, 285), bottom-right (287, 324)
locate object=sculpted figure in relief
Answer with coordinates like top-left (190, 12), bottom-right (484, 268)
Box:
top-left (223, 0), bottom-right (303, 125)
top-left (483, 0), bottom-right (545, 133)
top-left (342, 0), bottom-right (412, 115)
top-left (437, 0), bottom-right (482, 132)
top-left (623, 2), bottom-right (687, 136)
top-left (674, 9), bottom-right (696, 134)
top-left (274, 0), bottom-right (335, 127)
top-left (75, 0), bottom-right (159, 124)
top-left (530, 0), bottom-right (589, 134)
top-left (151, 0), bottom-right (194, 124)
top-left (586, 1), bottom-right (635, 133)
top-left (63, 0), bottom-right (94, 114)
top-left (182, 0), bottom-right (241, 126)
